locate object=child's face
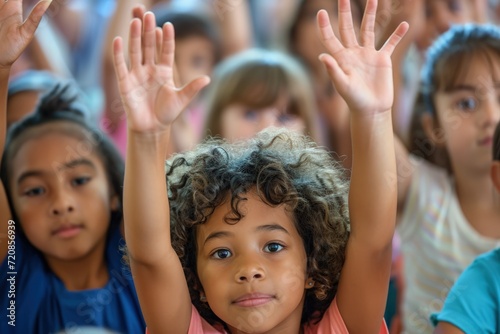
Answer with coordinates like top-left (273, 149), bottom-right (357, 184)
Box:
top-left (175, 36), bottom-right (215, 86)
top-left (292, 0), bottom-right (360, 69)
top-left (416, 0), bottom-right (487, 51)
top-left (220, 101), bottom-right (306, 142)
top-left (9, 127), bottom-right (116, 262)
top-left (432, 56), bottom-right (500, 174)
top-left (195, 191), bottom-right (311, 333)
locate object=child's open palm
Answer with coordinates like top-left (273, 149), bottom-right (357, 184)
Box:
top-left (113, 12), bottom-right (209, 134)
top-left (0, 0), bottom-right (51, 70)
top-left (317, 0), bottom-right (408, 114)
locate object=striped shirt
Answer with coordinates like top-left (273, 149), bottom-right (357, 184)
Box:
top-left (398, 158), bottom-right (500, 334)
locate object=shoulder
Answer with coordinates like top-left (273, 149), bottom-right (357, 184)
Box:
top-left (304, 298), bottom-right (388, 334)
top-left (408, 155), bottom-right (450, 191)
top-left (184, 305), bottom-right (226, 334)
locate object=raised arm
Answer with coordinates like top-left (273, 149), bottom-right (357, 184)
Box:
top-left (113, 12), bottom-right (209, 334)
top-left (317, 1), bottom-right (408, 333)
top-left (0, 0), bottom-right (51, 264)
top-left (102, 1), bottom-right (153, 134)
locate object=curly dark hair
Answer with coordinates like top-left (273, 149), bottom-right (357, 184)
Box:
top-left (166, 127), bottom-right (350, 327)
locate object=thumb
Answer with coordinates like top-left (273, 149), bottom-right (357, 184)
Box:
top-left (22, 0), bottom-right (52, 39)
top-left (178, 75), bottom-right (210, 107)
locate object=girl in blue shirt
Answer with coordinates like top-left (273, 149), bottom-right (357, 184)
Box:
top-left (0, 2), bottom-right (145, 333)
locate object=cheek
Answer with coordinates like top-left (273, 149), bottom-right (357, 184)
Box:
top-left (274, 263), bottom-right (307, 293)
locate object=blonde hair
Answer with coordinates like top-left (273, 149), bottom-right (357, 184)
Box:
top-left (203, 49), bottom-right (319, 142)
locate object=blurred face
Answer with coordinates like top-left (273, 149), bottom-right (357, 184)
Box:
top-left (175, 36), bottom-right (216, 86)
top-left (196, 191), bottom-right (311, 333)
top-left (416, 0), bottom-right (488, 51)
top-left (9, 126), bottom-right (115, 262)
top-left (220, 99), bottom-right (306, 142)
top-left (292, 0), bottom-right (361, 69)
top-left (432, 56), bottom-right (500, 175)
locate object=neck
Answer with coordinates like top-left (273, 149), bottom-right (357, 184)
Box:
top-left (44, 238), bottom-right (109, 291)
top-left (453, 167), bottom-right (497, 207)
top-left (453, 166), bottom-right (500, 239)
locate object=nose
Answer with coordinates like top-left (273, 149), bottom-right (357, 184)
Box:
top-left (259, 109), bottom-right (281, 129)
top-left (49, 187), bottom-right (75, 216)
top-left (234, 256), bottom-right (266, 283)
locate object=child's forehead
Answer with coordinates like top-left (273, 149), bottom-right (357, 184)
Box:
top-left (435, 49), bottom-right (500, 92)
top-left (9, 121), bottom-right (101, 167)
top-left (14, 121), bottom-right (93, 145)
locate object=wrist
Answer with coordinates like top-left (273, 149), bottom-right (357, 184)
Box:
top-left (127, 128), bottom-right (171, 145)
top-left (0, 67), bottom-right (11, 79)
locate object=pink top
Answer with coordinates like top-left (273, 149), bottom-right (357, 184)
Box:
top-left (146, 298), bottom-right (388, 334)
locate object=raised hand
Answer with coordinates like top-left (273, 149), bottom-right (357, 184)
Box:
top-left (0, 0), bottom-right (51, 70)
top-left (113, 11), bottom-right (209, 134)
top-left (317, 0), bottom-right (408, 114)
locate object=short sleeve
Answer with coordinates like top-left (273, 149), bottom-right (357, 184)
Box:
top-left (304, 298), bottom-right (388, 334)
top-left (430, 251), bottom-right (500, 334)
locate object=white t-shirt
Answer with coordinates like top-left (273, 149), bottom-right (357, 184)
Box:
top-left (398, 158), bottom-right (500, 334)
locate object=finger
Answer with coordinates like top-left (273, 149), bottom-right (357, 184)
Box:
top-left (142, 12), bottom-right (156, 65)
top-left (317, 10), bottom-right (343, 54)
top-left (359, 0), bottom-right (377, 47)
top-left (319, 53), bottom-right (347, 90)
top-left (113, 37), bottom-right (131, 92)
top-left (155, 27), bottom-right (163, 63)
top-left (338, 0), bottom-right (357, 47)
top-left (178, 75), bottom-right (210, 108)
top-left (132, 4), bottom-right (146, 20)
top-left (380, 21), bottom-right (409, 55)
top-left (159, 22), bottom-right (175, 68)
top-left (128, 18), bottom-right (142, 69)
top-left (21, 0), bottom-right (52, 39)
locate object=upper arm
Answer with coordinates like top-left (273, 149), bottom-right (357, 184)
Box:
top-left (130, 252), bottom-right (193, 334)
top-left (335, 237), bottom-right (392, 334)
top-left (434, 322), bottom-right (465, 334)
top-left (394, 134), bottom-right (414, 211)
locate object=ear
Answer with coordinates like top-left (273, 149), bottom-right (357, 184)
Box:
top-left (491, 161), bottom-right (500, 193)
top-left (305, 277), bottom-right (315, 290)
top-left (421, 112), bottom-right (445, 147)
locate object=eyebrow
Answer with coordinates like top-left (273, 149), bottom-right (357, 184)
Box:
top-left (17, 158), bottom-right (96, 185)
top-left (445, 83), bottom-right (500, 93)
top-left (203, 223), bottom-right (290, 246)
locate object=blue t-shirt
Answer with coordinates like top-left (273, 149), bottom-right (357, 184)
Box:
top-left (0, 224), bottom-right (146, 334)
top-left (431, 248), bottom-right (500, 333)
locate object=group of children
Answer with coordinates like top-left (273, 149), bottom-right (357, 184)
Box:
top-left (1, 0), bottom-right (500, 333)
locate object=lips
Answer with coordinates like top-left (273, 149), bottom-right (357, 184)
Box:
top-left (479, 136), bottom-right (493, 146)
top-left (52, 224), bottom-right (83, 238)
top-left (232, 293), bottom-right (275, 307)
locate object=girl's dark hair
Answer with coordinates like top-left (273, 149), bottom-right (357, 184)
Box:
top-left (167, 127), bottom-right (350, 327)
top-left (1, 83), bottom-right (124, 228)
top-left (422, 24), bottom-right (500, 115)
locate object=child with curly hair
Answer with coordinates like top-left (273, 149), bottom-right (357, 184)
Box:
top-left (113, 0), bottom-right (408, 332)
